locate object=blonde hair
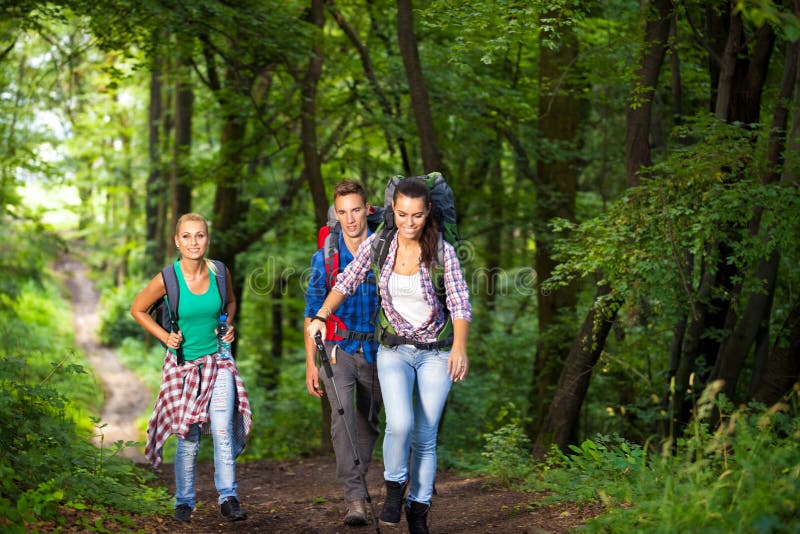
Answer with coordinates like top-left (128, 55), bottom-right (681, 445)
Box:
top-left (175, 213), bottom-right (217, 274)
top-left (175, 212), bottom-right (209, 236)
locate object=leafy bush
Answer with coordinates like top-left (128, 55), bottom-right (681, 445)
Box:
top-left (97, 279), bottom-right (146, 347)
top-left (0, 273), bottom-right (170, 530)
top-left (242, 353), bottom-right (322, 459)
top-left (482, 422), bottom-right (533, 485)
top-left (523, 385), bottom-right (800, 533)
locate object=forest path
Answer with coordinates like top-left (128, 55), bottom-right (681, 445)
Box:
top-left (56, 252), bottom-right (149, 463)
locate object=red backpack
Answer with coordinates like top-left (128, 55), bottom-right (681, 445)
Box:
top-left (316, 204), bottom-right (383, 341)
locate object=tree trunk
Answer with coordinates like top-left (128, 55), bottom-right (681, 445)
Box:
top-left (146, 43), bottom-right (167, 273)
top-left (303, 0), bottom-right (328, 227)
top-left (711, 37), bottom-right (798, 399)
top-left (212, 107), bottom-right (246, 298)
top-left (534, 282), bottom-right (620, 454)
top-left (625, 0), bottom-right (673, 187)
top-left (485, 139), bottom-right (503, 315)
top-left (669, 6), bottom-right (775, 429)
top-left (528, 11), bottom-right (581, 437)
top-left (396, 0), bottom-right (443, 173)
top-left (159, 54), bottom-right (174, 264)
top-left (751, 300), bottom-right (800, 404)
top-left (300, 0), bottom-right (333, 453)
top-left (669, 14), bottom-right (683, 122)
top-left (533, 0), bottom-right (673, 453)
top-left (171, 48), bottom-right (193, 229)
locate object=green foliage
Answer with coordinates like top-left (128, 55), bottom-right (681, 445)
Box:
top-left (538, 434), bottom-right (646, 504)
top-left (0, 271), bottom-right (170, 530)
top-left (97, 278), bottom-right (147, 346)
top-left (0, 220), bottom-right (60, 307)
top-left (516, 386), bottom-right (800, 532)
top-left (241, 353), bottom-right (322, 460)
top-left (547, 114), bottom-right (800, 315)
top-left (482, 423), bottom-right (533, 485)
top-left (438, 290), bottom-right (538, 470)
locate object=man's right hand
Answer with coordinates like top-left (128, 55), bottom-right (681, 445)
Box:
top-left (305, 364), bottom-right (323, 398)
top-left (306, 318), bottom-right (327, 341)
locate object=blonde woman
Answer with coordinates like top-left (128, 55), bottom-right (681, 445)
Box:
top-left (131, 213), bottom-right (251, 524)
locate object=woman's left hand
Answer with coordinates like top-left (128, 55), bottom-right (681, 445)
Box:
top-left (219, 324), bottom-right (235, 343)
top-left (448, 348), bottom-right (468, 382)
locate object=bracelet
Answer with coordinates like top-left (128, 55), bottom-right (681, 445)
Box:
top-left (311, 315), bottom-right (328, 324)
top-left (318, 306), bottom-right (332, 318)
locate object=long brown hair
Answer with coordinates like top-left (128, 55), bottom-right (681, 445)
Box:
top-left (393, 178), bottom-right (440, 267)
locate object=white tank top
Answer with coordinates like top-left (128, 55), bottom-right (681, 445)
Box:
top-left (388, 272), bottom-right (432, 329)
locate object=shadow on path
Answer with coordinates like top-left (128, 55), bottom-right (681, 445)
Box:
top-left (56, 253), bottom-right (149, 463)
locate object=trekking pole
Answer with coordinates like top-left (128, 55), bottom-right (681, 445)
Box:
top-left (315, 333), bottom-right (380, 533)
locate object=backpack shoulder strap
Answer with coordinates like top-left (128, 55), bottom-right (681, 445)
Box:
top-left (436, 233), bottom-right (446, 267)
top-left (210, 259), bottom-right (229, 314)
top-left (161, 265), bottom-right (180, 323)
top-left (432, 235), bottom-right (447, 307)
top-left (370, 226), bottom-right (396, 273)
top-left (161, 264), bottom-right (184, 364)
top-left (323, 222), bottom-right (341, 289)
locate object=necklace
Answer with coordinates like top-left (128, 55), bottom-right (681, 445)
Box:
top-left (398, 245), bottom-right (421, 269)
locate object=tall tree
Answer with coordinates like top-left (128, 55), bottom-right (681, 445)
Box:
top-left (535, 0), bottom-right (674, 453)
top-left (714, 16), bottom-right (799, 402)
top-left (670, 5), bottom-right (776, 425)
top-left (303, 0), bottom-right (328, 227)
top-left (528, 9), bottom-right (581, 438)
top-left (145, 34), bottom-right (167, 273)
top-left (397, 0), bottom-right (443, 173)
top-left (299, 0), bottom-right (334, 454)
top-left (171, 42), bottom-right (193, 228)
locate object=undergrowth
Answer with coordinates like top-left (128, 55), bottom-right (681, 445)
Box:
top-left (0, 279), bottom-right (170, 532)
top-left (480, 384), bottom-right (800, 532)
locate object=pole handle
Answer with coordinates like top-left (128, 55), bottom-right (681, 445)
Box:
top-left (315, 332), bottom-right (334, 378)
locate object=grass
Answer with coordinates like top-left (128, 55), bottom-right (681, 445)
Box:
top-left (479, 386), bottom-right (800, 533)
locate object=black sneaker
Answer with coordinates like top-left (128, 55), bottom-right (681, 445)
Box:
top-left (220, 496), bottom-right (247, 521)
top-left (173, 504), bottom-right (192, 523)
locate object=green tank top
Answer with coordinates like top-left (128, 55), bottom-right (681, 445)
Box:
top-left (172, 260), bottom-right (222, 361)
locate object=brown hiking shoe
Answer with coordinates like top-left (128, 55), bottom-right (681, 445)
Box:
top-left (344, 499), bottom-right (368, 526)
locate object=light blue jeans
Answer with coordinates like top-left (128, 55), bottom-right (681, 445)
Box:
top-left (174, 360), bottom-right (238, 509)
top-left (377, 344), bottom-right (452, 506)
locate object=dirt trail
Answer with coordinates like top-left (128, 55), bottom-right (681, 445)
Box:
top-left (57, 254), bottom-right (149, 463)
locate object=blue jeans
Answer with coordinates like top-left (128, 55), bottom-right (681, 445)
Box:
top-left (174, 362), bottom-right (238, 508)
top-left (377, 344), bottom-right (452, 506)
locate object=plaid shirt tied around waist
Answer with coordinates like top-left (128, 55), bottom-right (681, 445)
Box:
top-left (145, 352), bottom-right (252, 467)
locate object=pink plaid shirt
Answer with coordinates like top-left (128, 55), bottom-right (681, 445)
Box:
top-left (145, 352), bottom-right (252, 467)
top-left (334, 232), bottom-right (472, 343)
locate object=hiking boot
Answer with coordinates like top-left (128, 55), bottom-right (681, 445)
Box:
top-left (405, 500), bottom-right (430, 534)
top-left (220, 496), bottom-right (247, 521)
top-left (173, 504), bottom-right (191, 523)
top-left (344, 499), bottom-right (368, 526)
top-left (379, 480), bottom-right (407, 526)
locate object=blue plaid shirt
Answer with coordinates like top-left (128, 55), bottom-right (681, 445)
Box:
top-left (304, 231), bottom-right (379, 362)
